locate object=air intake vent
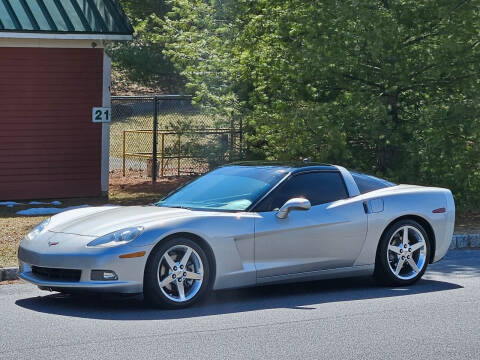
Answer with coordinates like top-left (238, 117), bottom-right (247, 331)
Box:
top-left (31, 266), bottom-right (81, 282)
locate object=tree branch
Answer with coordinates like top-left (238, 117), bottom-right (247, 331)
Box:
top-left (401, 72), bottom-right (478, 91)
top-left (343, 74), bottom-right (384, 89)
top-left (403, 31), bottom-right (440, 47)
top-left (402, 0), bottom-right (470, 47)
top-left (406, 64), bottom-right (436, 82)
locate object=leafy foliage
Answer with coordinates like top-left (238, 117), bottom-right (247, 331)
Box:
top-left (108, 1), bottom-right (182, 90)
top-left (161, 0), bottom-right (480, 208)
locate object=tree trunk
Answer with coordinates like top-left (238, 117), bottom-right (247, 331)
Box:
top-left (377, 92), bottom-right (400, 173)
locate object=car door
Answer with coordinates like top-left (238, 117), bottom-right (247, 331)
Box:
top-left (253, 171), bottom-right (367, 279)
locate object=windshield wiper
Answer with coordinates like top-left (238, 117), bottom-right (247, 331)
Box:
top-left (155, 204), bottom-right (190, 210)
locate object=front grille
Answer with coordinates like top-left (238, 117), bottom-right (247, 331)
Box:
top-left (31, 266), bottom-right (81, 282)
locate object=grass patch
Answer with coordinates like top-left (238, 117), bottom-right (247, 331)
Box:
top-left (0, 216), bottom-right (48, 268)
top-left (110, 112), bottom-right (220, 159)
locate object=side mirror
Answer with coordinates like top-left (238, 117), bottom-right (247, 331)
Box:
top-left (276, 198), bottom-right (311, 219)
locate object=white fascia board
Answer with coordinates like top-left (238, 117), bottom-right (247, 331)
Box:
top-left (0, 32), bottom-right (132, 41)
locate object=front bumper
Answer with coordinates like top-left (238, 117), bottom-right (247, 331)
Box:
top-left (18, 242), bottom-right (149, 294)
top-left (18, 264), bottom-right (141, 293)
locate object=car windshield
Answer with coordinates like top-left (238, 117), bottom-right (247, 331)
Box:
top-left (156, 166), bottom-right (289, 211)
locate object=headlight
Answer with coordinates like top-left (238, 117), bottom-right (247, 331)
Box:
top-left (25, 218), bottom-right (50, 240)
top-left (86, 227), bottom-right (144, 248)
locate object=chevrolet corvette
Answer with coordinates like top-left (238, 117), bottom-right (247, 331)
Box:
top-left (18, 162), bottom-right (455, 308)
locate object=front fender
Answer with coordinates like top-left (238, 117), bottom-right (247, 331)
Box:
top-left (132, 213), bottom-right (257, 290)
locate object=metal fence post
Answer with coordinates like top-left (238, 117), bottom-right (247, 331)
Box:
top-left (122, 130), bottom-right (126, 177)
top-left (239, 116), bottom-right (243, 157)
top-left (229, 116), bottom-right (235, 161)
top-left (160, 133), bottom-right (165, 178)
top-left (152, 96), bottom-right (159, 182)
top-left (177, 134), bottom-right (181, 176)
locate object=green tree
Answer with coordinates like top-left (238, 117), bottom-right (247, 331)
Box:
top-left (119, 0), bottom-right (169, 19)
top-left (163, 0), bottom-right (480, 208)
top-left (109, 0), bottom-right (180, 89)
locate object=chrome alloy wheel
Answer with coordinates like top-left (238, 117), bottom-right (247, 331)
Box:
top-left (386, 225), bottom-right (427, 280)
top-left (157, 245), bottom-right (204, 303)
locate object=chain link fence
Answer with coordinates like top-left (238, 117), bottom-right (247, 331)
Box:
top-left (110, 95), bottom-right (243, 181)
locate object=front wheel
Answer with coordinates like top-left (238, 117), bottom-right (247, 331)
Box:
top-left (374, 219), bottom-right (430, 286)
top-left (144, 237), bottom-right (211, 309)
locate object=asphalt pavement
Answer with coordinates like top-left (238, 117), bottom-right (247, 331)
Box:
top-left (0, 250), bottom-right (479, 360)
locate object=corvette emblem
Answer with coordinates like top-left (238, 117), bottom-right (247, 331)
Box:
top-left (48, 241), bottom-right (59, 247)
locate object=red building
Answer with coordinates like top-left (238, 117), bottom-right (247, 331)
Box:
top-left (0, 0), bottom-right (132, 200)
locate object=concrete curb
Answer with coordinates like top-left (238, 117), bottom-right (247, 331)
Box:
top-left (0, 267), bottom-right (18, 282)
top-left (1, 234), bottom-right (479, 282)
top-left (450, 233), bottom-right (480, 250)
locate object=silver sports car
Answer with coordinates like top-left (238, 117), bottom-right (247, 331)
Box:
top-left (18, 162), bottom-right (455, 308)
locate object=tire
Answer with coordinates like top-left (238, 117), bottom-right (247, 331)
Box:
top-left (143, 237), bottom-right (212, 309)
top-left (374, 219), bottom-right (431, 286)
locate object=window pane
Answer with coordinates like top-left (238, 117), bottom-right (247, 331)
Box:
top-left (351, 172), bottom-right (395, 194)
top-left (255, 172), bottom-right (348, 211)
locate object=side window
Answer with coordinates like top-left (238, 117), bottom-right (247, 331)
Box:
top-left (351, 172), bottom-right (395, 194)
top-left (254, 172), bottom-right (348, 212)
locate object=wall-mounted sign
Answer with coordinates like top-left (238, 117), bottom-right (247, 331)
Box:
top-left (92, 107), bottom-right (111, 123)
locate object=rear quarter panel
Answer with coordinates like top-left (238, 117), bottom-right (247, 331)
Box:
top-left (353, 186), bottom-right (455, 266)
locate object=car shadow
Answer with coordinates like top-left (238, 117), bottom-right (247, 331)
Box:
top-left (15, 275), bottom-right (462, 321)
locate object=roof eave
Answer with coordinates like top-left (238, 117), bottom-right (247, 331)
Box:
top-left (0, 32), bottom-right (132, 41)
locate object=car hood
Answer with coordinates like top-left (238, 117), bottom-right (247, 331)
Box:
top-left (48, 205), bottom-right (193, 237)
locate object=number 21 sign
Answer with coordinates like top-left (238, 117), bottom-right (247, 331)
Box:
top-left (92, 107), bottom-right (111, 123)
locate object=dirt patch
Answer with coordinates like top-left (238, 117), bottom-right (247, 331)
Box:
top-left (108, 170), bottom-right (194, 205)
top-left (0, 279), bottom-right (24, 286)
top-left (455, 212), bottom-right (480, 234)
top-left (111, 68), bottom-right (172, 96)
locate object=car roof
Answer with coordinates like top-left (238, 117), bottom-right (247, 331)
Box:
top-left (224, 161), bottom-right (338, 173)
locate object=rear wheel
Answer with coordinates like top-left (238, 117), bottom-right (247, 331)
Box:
top-left (144, 237), bottom-right (211, 309)
top-left (374, 219), bottom-right (430, 286)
